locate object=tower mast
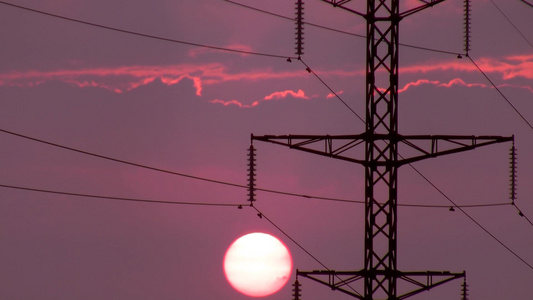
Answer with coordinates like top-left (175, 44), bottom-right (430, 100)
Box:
top-left (252, 1), bottom-right (513, 299)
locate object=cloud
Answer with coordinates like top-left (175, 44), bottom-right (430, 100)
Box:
top-left (400, 54), bottom-right (533, 80)
top-left (398, 78), bottom-right (489, 93)
top-left (209, 99), bottom-right (259, 108)
top-left (0, 63), bottom-right (306, 96)
top-left (0, 64), bottom-right (213, 94)
top-left (398, 78), bottom-right (533, 94)
top-left (498, 54), bottom-right (533, 80)
top-left (326, 90), bottom-right (344, 98)
top-left (264, 89), bottom-right (309, 101)
top-left (2, 53), bottom-right (529, 110)
top-left (210, 89), bottom-right (310, 108)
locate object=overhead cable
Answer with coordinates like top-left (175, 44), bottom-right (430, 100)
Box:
top-left (224, 0), bottom-right (364, 38)
top-left (407, 161), bottom-right (533, 270)
top-left (521, 0), bottom-right (533, 8)
top-left (228, 0), bottom-right (533, 271)
top-left (0, 1), bottom-right (297, 60)
top-left (489, 0), bottom-right (533, 49)
top-left (251, 205), bottom-right (330, 270)
top-left (0, 127), bottom-right (507, 209)
top-left (467, 55), bottom-right (533, 132)
top-left (250, 204), bottom-right (362, 297)
top-left (223, 0), bottom-right (462, 57)
top-left (0, 127), bottom-right (363, 204)
top-left (513, 202), bottom-right (533, 228)
top-left (298, 58), bottom-right (365, 123)
top-left (0, 183), bottom-right (243, 207)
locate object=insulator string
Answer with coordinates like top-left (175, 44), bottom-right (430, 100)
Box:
top-left (247, 144), bottom-right (257, 203)
top-left (463, 0), bottom-right (471, 55)
top-left (461, 276), bottom-right (469, 300)
top-left (292, 278), bottom-right (302, 300)
top-left (295, 0), bottom-right (305, 57)
top-left (509, 143), bottom-right (517, 203)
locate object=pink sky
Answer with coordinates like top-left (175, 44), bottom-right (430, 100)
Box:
top-left (0, 1), bottom-right (532, 300)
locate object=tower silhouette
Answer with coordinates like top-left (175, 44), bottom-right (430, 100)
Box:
top-left (251, 0), bottom-right (514, 299)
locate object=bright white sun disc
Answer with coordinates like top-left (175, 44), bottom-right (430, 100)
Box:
top-left (223, 232), bottom-right (292, 297)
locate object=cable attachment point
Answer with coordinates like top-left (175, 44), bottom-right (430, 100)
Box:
top-left (509, 143), bottom-right (517, 203)
top-left (292, 278), bottom-right (301, 300)
top-left (247, 144), bottom-right (257, 203)
top-left (295, 0), bottom-right (304, 57)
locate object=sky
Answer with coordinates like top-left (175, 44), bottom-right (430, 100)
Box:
top-left (0, 0), bottom-right (532, 299)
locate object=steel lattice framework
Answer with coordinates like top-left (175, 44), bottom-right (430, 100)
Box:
top-left (252, 0), bottom-right (513, 299)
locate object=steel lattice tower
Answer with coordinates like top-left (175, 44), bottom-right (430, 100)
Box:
top-left (252, 1), bottom-right (513, 299)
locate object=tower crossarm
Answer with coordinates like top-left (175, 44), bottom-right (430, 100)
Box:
top-left (397, 135), bottom-right (514, 167)
top-left (251, 134), bottom-right (513, 168)
top-left (319, 0), bottom-right (366, 17)
top-left (296, 269), bottom-right (465, 300)
top-left (251, 134), bottom-right (368, 165)
top-left (319, 0), bottom-right (449, 19)
top-left (397, 271), bottom-right (466, 300)
top-left (400, 0), bottom-right (448, 18)
top-left (297, 269), bottom-right (366, 300)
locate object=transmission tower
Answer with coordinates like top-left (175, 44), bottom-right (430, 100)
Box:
top-left (251, 0), bottom-right (513, 299)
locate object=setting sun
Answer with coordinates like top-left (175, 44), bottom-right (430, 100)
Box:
top-left (223, 232), bottom-right (292, 297)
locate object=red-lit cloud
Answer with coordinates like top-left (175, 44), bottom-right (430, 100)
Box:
top-left (500, 54), bottom-right (533, 80)
top-left (326, 91), bottom-right (344, 98)
top-left (401, 54), bottom-right (533, 81)
top-left (0, 63), bottom-right (306, 96)
top-left (264, 89), bottom-right (308, 101)
top-left (398, 78), bottom-right (488, 93)
top-left (210, 89), bottom-right (310, 108)
top-left (398, 77), bottom-right (533, 94)
top-left (209, 99), bottom-right (260, 108)
top-left (1, 53), bottom-right (530, 108)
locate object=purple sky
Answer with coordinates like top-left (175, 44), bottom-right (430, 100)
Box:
top-left (1, 0), bottom-right (532, 299)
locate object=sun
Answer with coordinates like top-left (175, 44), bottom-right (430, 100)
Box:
top-left (223, 232), bottom-right (292, 297)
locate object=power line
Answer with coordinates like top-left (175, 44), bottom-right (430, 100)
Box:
top-left (1, 177), bottom-right (360, 294)
top-left (6, 125), bottom-right (526, 269)
top-left (406, 162), bottom-right (533, 270)
top-left (513, 202), bottom-right (533, 229)
top-left (298, 58), bottom-right (365, 123)
top-left (251, 204), bottom-right (362, 297)
top-left (223, 0), bottom-right (462, 57)
top-left (0, 183), bottom-right (244, 207)
top-left (0, 0), bottom-right (462, 62)
top-left (0, 128), bottom-right (349, 203)
top-left (467, 55), bottom-right (533, 132)
top-left (489, 0), bottom-right (533, 49)
top-left (0, 127), bottom-right (510, 210)
top-left (403, 148), bottom-right (532, 270)
top-left (0, 1), bottom-right (297, 60)
top-left (251, 205), bottom-right (331, 270)
top-left (295, 48), bottom-right (527, 242)
top-left (401, 202), bottom-right (512, 209)
top-left (221, 0), bottom-right (533, 136)
top-left (299, 47), bottom-right (528, 230)
top-left (466, 2), bottom-right (533, 133)
top-left (223, 0), bottom-right (365, 38)
top-left (299, 47), bottom-right (533, 270)
top-left (521, 0), bottom-right (533, 8)
top-left (1, 0), bottom-right (530, 269)
top-left (0, 128), bottom-right (246, 188)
